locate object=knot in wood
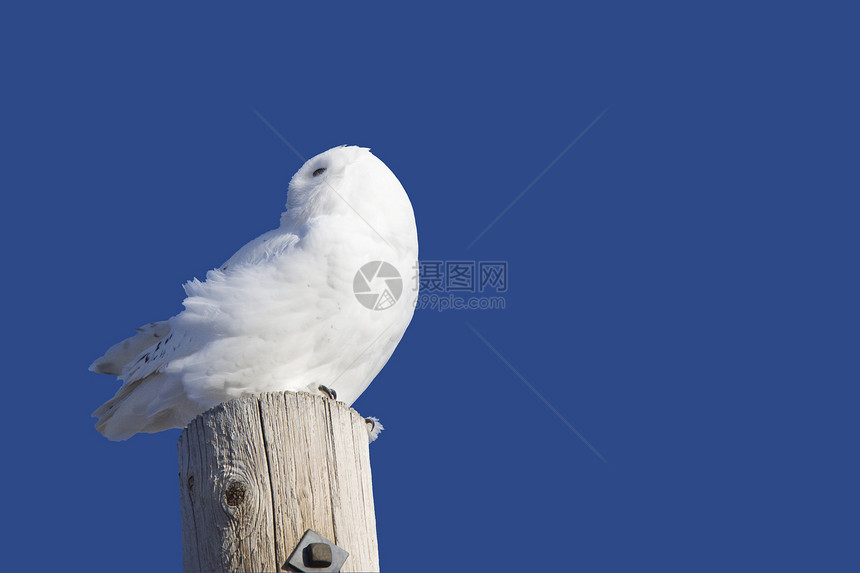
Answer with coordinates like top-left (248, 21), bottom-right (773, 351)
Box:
top-left (224, 481), bottom-right (247, 507)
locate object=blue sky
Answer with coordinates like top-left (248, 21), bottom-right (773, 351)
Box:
top-left (2, 2), bottom-right (857, 571)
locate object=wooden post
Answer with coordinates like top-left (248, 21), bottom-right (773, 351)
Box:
top-left (177, 391), bottom-right (379, 572)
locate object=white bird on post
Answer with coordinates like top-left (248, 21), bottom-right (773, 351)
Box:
top-left (90, 145), bottom-right (417, 572)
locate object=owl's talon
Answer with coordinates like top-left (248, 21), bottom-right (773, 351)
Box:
top-left (364, 416), bottom-right (383, 442)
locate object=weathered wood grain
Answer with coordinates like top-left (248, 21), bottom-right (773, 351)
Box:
top-left (178, 391), bottom-right (379, 572)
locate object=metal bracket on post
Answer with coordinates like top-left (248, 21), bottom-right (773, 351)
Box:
top-left (286, 529), bottom-right (350, 572)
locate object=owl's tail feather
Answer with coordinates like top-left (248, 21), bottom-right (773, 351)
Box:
top-left (93, 373), bottom-right (198, 441)
top-left (89, 321), bottom-right (171, 375)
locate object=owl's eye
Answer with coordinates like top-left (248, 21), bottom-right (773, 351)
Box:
top-left (313, 168), bottom-right (326, 177)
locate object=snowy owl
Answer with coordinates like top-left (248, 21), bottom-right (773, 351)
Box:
top-left (90, 146), bottom-right (418, 440)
